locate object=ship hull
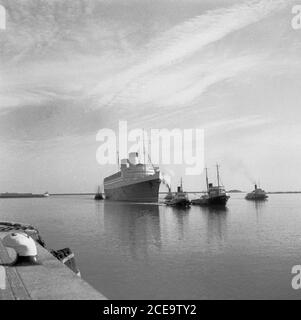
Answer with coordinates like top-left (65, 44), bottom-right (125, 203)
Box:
top-left (192, 195), bottom-right (229, 206)
top-left (165, 199), bottom-right (190, 207)
top-left (207, 195), bottom-right (230, 206)
top-left (191, 197), bottom-right (209, 206)
top-left (245, 194), bottom-right (268, 200)
top-left (104, 178), bottom-right (161, 202)
top-left (94, 194), bottom-right (103, 200)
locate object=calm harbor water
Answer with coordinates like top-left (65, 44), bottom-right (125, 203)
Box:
top-left (1, 193), bottom-right (301, 299)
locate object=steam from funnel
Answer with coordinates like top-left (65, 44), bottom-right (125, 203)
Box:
top-left (228, 159), bottom-right (256, 184)
top-left (160, 171), bottom-right (172, 191)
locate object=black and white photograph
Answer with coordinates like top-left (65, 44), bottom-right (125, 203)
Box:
top-left (1, 0), bottom-right (301, 308)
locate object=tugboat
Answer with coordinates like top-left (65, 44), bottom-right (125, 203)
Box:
top-left (191, 165), bottom-right (230, 207)
top-left (165, 179), bottom-right (190, 207)
top-left (94, 186), bottom-right (103, 200)
top-left (245, 184), bottom-right (268, 200)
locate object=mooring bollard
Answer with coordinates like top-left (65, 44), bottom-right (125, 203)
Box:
top-left (2, 233), bottom-right (39, 266)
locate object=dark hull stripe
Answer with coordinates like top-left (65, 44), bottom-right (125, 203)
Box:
top-left (104, 179), bottom-right (161, 202)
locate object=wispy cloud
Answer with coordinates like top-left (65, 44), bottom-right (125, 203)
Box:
top-left (0, 0), bottom-right (293, 116)
top-left (0, 0), bottom-right (295, 131)
top-left (90, 0), bottom-right (291, 108)
top-left (204, 114), bottom-right (271, 132)
top-left (121, 54), bottom-right (265, 109)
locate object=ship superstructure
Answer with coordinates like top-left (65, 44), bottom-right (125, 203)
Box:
top-left (104, 152), bottom-right (161, 202)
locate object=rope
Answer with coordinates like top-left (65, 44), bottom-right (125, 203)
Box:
top-left (0, 222), bottom-right (46, 248)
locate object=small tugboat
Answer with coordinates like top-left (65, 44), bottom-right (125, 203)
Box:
top-left (191, 165), bottom-right (230, 207)
top-left (245, 184), bottom-right (268, 200)
top-left (94, 186), bottom-right (103, 200)
top-left (165, 179), bottom-right (190, 207)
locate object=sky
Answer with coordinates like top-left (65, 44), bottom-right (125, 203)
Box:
top-left (0, 0), bottom-right (300, 193)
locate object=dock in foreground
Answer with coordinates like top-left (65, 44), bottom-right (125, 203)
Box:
top-left (0, 231), bottom-right (106, 300)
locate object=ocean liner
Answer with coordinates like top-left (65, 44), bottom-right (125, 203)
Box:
top-left (104, 152), bottom-right (161, 202)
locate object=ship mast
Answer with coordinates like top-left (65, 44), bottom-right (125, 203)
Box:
top-left (205, 167), bottom-right (209, 191)
top-left (142, 129), bottom-right (146, 173)
top-left (116, 151), bottom-right (119, 169)
top-left (147, 137), bottom-right (156, 171)
top-left (142, 129), bottom-right (146, 161)
top-left (216, 164), bottom-right (220, 188)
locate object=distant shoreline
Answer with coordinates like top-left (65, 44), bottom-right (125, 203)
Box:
top-left (49, 191), bottom-right (301, 195)
top-left (2, 191), bottom-right (301, 197)
top-left (267, 191), bottom-right (301, 194)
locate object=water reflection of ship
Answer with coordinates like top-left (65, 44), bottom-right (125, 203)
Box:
top-left (166, 206), bottom-right (190, 240)
top-left (252, 198), bottom-right (267, 224)
top-left (201, 206), bottom-right (228, 245)
top-left (103, 202), bottom-right (161, 260)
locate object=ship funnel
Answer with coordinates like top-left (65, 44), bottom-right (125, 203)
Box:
top-left (129, 152), bottom-right (138, 165)
top-left (121, 159), bottom-right (128, 168)
top-left (255, 184), bottom-right (257, 190)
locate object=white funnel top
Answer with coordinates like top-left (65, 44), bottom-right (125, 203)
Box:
top-left (129, 152), bottom-right (138, 165)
